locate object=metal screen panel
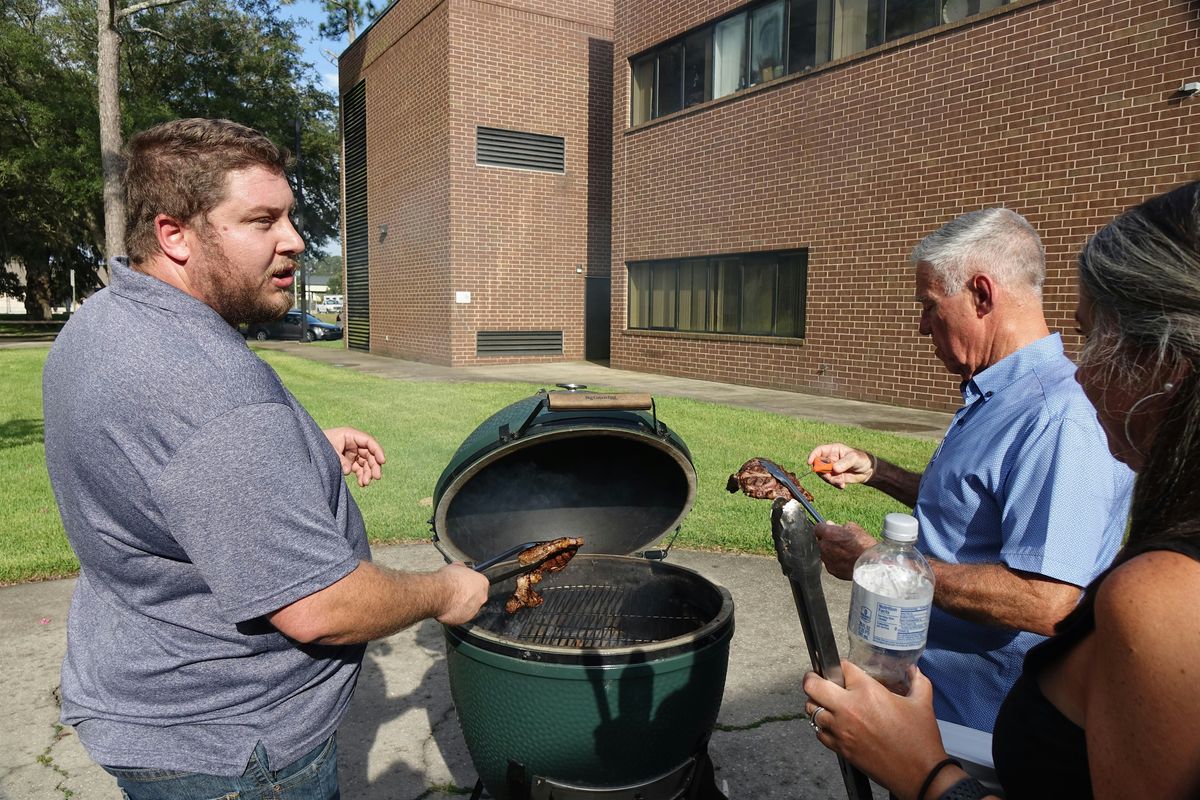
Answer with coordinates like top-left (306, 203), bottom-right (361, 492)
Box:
top-left (342, 81), bottom-right (369, 351)
top-left (476, 127), bottom-right (565, 173)
top-left (476, 330), bottom-right (563, 356)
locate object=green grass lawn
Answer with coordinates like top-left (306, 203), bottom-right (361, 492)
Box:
top-left (1, 346), bottom-right (935, 584)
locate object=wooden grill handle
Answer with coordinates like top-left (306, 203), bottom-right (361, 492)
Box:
top-left (547, 391), bottom-right (653, 411)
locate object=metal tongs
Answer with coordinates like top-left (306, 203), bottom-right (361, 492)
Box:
top-left (757, 458), bottom-right (827, 524)
top-left (765, 463), bottom-right (873, 800)
top-left (471, 540), bottom-right (570, 584)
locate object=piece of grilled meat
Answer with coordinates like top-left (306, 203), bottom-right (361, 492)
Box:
top-left (504, 536), bottom-right (585, 614)
top-left (726, 457), bottom-right (814, 502)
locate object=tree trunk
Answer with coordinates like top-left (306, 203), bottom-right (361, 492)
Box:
top-left (345, 3), bottom-right (355, 42)
top-left (97, 0), bottom-right (123, 280)
top-left (24, 256), bottom-right (53, 321)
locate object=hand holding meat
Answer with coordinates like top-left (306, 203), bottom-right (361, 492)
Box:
top-left (505, 537), bottom-right (585, 614)
top-left (813, 521), bottom-right (877, 580)
top-left (726, 457), bottom-right (814, 502)
top-left (806, 444), bottom-right (874, 490)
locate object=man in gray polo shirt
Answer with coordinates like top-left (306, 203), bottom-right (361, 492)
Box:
top-left (42, 118), bottom-right (489, 800)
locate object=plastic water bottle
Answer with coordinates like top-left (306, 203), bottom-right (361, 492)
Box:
top-left (846, 513), bottom-right (935, 694)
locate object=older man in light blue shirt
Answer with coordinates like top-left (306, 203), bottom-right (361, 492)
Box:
top-left (808, 208), bottom-right (1133, 733)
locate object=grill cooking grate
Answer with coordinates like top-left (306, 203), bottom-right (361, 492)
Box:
top-left (501, 582), bottom-right (707, 648)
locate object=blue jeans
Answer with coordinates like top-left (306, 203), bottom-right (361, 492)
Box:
top-left (102, 735), bottom-right (339, 800)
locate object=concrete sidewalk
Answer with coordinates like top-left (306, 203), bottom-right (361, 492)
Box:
top-left (2, 343), bottom-right (941, 798)
top-left (1, 542), bottom-right (887, 800)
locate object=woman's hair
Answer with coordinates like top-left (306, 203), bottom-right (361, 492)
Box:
top-left (1076, 180), bottom-right (1200, 555)
top-left (123, 118), bottom-right (290, 266)
top-left (910, 207), bottom-right (1046, 297)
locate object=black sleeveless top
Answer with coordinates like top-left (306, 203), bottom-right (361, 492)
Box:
top-left (991, 542), bottom-right (1200, 798)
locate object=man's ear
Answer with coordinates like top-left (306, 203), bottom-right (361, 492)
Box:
top-left (968, 273), bottom-right (995, 317)
top-left (154, 214), bottom-right (192, 263)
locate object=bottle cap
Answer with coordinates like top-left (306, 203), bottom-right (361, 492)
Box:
top-left (882, 512), bottom-right (918, 543)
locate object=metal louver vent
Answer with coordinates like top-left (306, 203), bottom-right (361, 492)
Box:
top-left (476, 127), bottom-right (565, 173)
top-left (476, 330), bottom-right (564, 356)
top-left (342, 80), bottom-right (369, 351)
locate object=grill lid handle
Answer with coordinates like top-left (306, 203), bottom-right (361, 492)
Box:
top-left (547, 391), bottom-right (653, 411)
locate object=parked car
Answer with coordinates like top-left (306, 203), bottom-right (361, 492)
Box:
top-left (244, 310), bottom-right (343, 342)
top-left (316, 294), bottom-right (344, 313)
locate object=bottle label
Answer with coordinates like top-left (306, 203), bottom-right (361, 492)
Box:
top-left (849, 583), bottom-right (931, 651)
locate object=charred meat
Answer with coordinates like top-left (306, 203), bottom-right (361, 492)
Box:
top-left (726, 457), bottom-right (814, 502)
top-left (504, 536), bottom-right (584, 614)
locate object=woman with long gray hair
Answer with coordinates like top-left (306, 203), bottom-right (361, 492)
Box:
top-left (802, 181), bottom-right (1200, 800)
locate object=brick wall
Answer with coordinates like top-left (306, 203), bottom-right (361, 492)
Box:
top-left (340, 0), bottom-right (613, 366)
top-left (611, 0), bottom-right (1200, 411)
top-left (341, 0), bottom-right (453, 362)
top-left (447, 0), bottom-right (613, 365)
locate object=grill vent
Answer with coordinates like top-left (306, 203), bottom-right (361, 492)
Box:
top-left (476, 330), bottom-right (563, 356)
top-left (342, 80), bottom-right (369, 351)
top-left (476, 127), bottom-right (565, 173)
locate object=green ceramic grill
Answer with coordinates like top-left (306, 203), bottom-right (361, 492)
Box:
top-left (432, 387), bottom-right (735, 800)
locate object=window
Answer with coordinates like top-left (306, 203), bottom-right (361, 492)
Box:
top-left (631, 56), bottom-right (655, 124)
top-left (749, 1), bottom-right (786, 86)
top-left (883, 0), bottom-right (939, 43)
top-left (657, 43), bottom-right (685, 117)
top-left (789, 0), bottom-right (832, 72)
top-left (713, 14), bottom-right (748, 98)
top-left (683, 29), bottom-right (713, 107)
top-left (630, 0), bottom-right (1014, 124)
top-left (627, 251), bottom-right (807, 338)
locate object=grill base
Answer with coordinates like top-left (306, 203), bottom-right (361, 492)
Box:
top-left (469, 753), bottom-right (706, 799)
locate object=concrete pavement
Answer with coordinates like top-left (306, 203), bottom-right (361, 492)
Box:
top-left (2, 343), bottom-right (945, 798)
top-left (2, 543), bottom-right (888, 800)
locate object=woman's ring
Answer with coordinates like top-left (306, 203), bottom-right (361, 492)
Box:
top-left (809, 705), bottom-right (826, 733)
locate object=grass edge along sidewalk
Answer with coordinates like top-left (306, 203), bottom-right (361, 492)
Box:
top-left (1, 346), bottom-right (935, 584)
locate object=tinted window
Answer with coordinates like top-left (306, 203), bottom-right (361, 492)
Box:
top-left (683, 29), bottom-right (713, 107)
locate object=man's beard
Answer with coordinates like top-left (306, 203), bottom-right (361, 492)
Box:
top-left (196, 234), bottom-right (293, 325)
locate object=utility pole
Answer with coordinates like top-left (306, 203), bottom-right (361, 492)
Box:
top-left (294, 117), bottom-right (309, 343)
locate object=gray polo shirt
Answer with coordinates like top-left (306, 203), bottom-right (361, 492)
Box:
top-left (43, 263), bottom-right (370, 775)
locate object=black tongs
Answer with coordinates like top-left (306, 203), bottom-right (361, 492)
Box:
top-left (471, 540), bottom-right (576, 585)
top-left (471, 541), bottom-right (546, 573)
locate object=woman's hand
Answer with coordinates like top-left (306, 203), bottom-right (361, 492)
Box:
top-left (802, 661), bottom-right (952, 800)
top-left (323, 427), bottom-right (387, 487)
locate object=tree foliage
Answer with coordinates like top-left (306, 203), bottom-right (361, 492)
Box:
top-left (0, 0), bottom-right (341, 318)
top-left (314, 0), bottom-right (376, 43)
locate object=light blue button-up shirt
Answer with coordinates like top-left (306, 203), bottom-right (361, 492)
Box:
top-left (915, 333), bottom-right (1133, 732)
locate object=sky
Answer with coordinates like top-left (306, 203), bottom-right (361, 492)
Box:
top-left (277, 1), bottom-right (355, 256)
top-left (278, 0), bottom-right (351, 96)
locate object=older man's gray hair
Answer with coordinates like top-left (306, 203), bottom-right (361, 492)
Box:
top-left (911, 208), bottom-right (1046, 297)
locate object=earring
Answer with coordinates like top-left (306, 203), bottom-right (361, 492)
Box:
top-left (1123, 385), bottom-right (1173, 458)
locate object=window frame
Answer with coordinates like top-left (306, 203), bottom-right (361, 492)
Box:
top-left (628, 0), bottom-right (1015, 125)
top-left (626, 250), bottom-right (808, 339)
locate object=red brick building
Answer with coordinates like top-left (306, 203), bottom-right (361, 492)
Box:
top-left (612, 0), bottom-right (1200, 411)
top-left (338, 0), bottom-right (614, 364)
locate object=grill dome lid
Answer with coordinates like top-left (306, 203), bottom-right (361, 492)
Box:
top-left (432, 389), bottom-right (696, 563)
